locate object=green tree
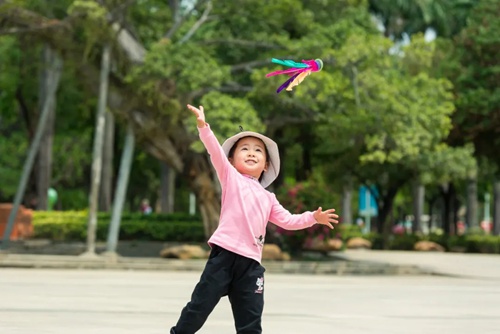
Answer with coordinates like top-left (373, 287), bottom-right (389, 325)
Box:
top-left (368, 0), bottom-right (478, 39)
top-left (445, 0), bottom-right (500, 235)
top-left (0, 0), bottom-right (479, 243)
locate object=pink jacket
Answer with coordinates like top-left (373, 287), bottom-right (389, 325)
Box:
top-left (199, 125), bottom-right (317, 263)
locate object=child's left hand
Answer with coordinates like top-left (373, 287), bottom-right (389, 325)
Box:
top-left (313, 207), bottom-right (339, 229)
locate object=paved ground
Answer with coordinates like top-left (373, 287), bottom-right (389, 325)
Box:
top-left (339, 250), bottom-right (500, 280)
top-left (1, 268), bottom-right (499, 334)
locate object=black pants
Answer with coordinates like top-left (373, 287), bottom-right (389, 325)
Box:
top-left (170, 245), bottom-right (265, 334)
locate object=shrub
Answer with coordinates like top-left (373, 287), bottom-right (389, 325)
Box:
top-left (388, 234), bottom-right (420, 250)
top-left (272, 174), bottom-right (340, 253)
top-left (464, 235), bottom-right (500, 254)
top-left (32, 211), bottom-right (205, 242)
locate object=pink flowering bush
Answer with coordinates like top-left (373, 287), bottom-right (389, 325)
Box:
top-left (271, 175), bottom-right (340, 254)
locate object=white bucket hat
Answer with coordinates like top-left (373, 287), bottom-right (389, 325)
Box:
top-left (221, 131), bottom-right (280, 188)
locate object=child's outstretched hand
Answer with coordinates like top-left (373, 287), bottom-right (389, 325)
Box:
top-left (187, 104), bottom-right (206, 128)
top-left (313, 207), bottom-right (339, 229)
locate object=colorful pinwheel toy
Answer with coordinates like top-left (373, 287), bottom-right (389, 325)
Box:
top-left (265, 58), bottom-right (323, 93)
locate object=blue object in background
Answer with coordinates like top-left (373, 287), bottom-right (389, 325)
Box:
top-left (359, 185), bottom-right (378, 217)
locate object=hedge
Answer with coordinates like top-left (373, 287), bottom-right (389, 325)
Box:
top-left (32, 211), bottom-right (205, 242)
top-left (31, 212), bottom-right (500, 254)
top-left (336, 225), bottom-right (500, 254)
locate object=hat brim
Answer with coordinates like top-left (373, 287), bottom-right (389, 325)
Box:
top-left (221, 131), bottom-right (280, 188)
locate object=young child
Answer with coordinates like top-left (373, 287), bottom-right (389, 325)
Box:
top-left (170, 104), bottom-right (339, 334)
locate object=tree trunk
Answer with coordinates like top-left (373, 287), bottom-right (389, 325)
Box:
top-left (427, 195), bottom-right (438, 232)
top-left (106, 124), bottom-right (135, 253)
top-left (186, 154), bottom-right (221, 238)
top-left (493, 180), bottom-right (500, 236)
top-left (412, 182), bottom-right (425, 233)
top-left (99, 110), bottom-right (115, 211)
top-left (466, 177), bottom-right (478, 230)
top-left (377, 186), bottom-right (399, 249)
top-left (441, 183), bottom-right (457, 235)
top-left (342, 176), bottom-right (353, 225)
top-left (159, 162), bottom-right (175, 213)
top-left (85, 44), bottom-right (111, 255)
top-left (453, 195), bottom-right (460, 235)
top-left (36, 45), bottom-right (60, 210)
top-left (427, 198), bottom-right (434, 232)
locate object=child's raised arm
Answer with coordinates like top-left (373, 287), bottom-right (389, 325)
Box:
top-left (186, 104), bottom-right (232, 185)
top-left (187, 104), bottom-right (207, 128)
top-left (269, 194), bottom-right (339, 231)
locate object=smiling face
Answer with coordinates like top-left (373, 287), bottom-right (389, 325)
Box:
top-left (228, 136), bottom-right (269, 180)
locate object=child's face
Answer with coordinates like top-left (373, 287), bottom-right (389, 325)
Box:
top-left (229, 137), bottom-right (268, 179)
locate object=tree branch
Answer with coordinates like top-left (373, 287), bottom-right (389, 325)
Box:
top-left (179, 0), bottom-right (213, 43)
top-left (0, 7), bottom-right (71, 36)
top-left (164, 0), bottom-right (208, 39)
top-left (0, 25), bottom-right (59, 35)
top-left (112, 22), bottom-right (146, 63)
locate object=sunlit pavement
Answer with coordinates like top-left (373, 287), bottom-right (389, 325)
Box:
top-left (0, 268), bottom-right (498, 334)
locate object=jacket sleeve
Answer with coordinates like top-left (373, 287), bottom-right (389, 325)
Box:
top-left (198, 124), bottom-right (232, 185)
top-left (268, 193), bottom-right (317, 230)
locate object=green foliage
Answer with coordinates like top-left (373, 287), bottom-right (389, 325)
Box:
top-left (368, 0), bottom-right (479, 38)
top-left (0, 37), bottom-right (20, 110)
top-left (448, 0), bottom-right (500, 167)
top-left (0, 0), bottom-right (493, 239)
top-left (127, 0), bottom-right (172, 48)
top-left (198, 91), bottom-right (265, 139)
top-left (0, 133), bottom-right (28, 198)
top-left (419, 144), bottom-right (477, 184)
top-left (276, 172), bottom-right (339, 214)
top-left (388, 234), bottom-right (420, 250)
top-left (30, 211), bottom-right (500, 254)
top-left (58, 189), bottom-right (88, 210)
top-left (449, 235), bottom-right (500, 254)
top-left (128, 40), bottom-right (230, 108)
top-left (0, 36), bottom-right (26, 199)
top-left (315, 32), bottom-right (458, 169)
top-left (336, 224), bottom-right (378, 244)
top-left (32, 210), bottom-right (205, 242)
top-left (68, 0), bottom-right (109, 58)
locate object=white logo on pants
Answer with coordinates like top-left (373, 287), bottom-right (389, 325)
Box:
top-left (255, 277), bottom-right (264, 294)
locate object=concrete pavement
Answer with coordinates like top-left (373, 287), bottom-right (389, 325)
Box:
top-left (338, 250), bottom-right (500, 281)
top-left (0, 268), bottom-right (499, 334)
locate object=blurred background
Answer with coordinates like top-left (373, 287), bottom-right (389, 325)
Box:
top-left (0, 0), bottom-right (499, 257)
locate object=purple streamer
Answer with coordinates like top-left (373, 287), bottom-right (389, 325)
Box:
top-left (276, 73), bottom-right (299, 93)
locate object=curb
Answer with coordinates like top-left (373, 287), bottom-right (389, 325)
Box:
top-left (0, 253), bottom-right (431, 276)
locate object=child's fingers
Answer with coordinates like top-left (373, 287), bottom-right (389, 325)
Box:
top-left (324, 222), bottom-right (334, 229)
top-left (187, 104), bottom-right (200, 115)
